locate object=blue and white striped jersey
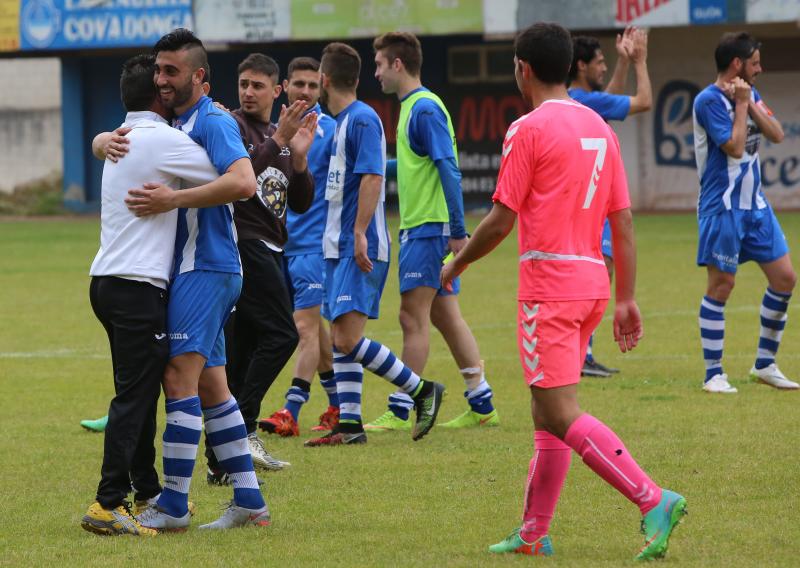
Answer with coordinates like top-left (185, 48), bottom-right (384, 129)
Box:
top-left (172, 95), bottom-right (249, 277)
top-left (285, 104), bottom-right (337, 256)
top-left (323, 100), bottom-right (389, 262)
top-left (693, 84), bottom-right (768, 218)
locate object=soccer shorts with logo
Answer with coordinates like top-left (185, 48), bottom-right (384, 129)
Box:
top-left (286, 252), bottom-right (326, 311)
top-left (601, 219), bottom-right (613, 259)
top-left (325, 257), bottom-right (389, 321)
top-left (167, 269), bottom-right (242, 367)
top-left (697, 207), bottom-right (789, 274)
top-left (398, 235), bottom-right (460, 296)
top-left (517, 299), bottom-right (608, 388)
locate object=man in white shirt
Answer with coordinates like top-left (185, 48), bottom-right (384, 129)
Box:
top-left (81, 53), bottom-right (242, 536)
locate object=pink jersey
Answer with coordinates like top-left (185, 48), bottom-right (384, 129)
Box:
top-left (493, 99), bottom-right (631, 301)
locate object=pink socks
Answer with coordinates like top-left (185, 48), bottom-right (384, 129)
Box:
top-left (520, 431), bottom-right (571, 542)
top-left (564, 413), bottom-right (662, 515)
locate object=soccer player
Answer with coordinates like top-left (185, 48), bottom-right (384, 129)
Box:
top-left (305, 42), bottom-right (445, 446)
top-left (80, 54), bottom-right (240, 535)
top-left (441, 23), bottom-right (686, 560)
top-left (200, 53), bottom-right (316, 478)
top-left (367, 32), bottom-right (498, 431)
top-left (259, 57), bottom-right (339, 436)
top-left (693, 32), bottom-right (796, 393)
top-left (123, 29), bottom-right (270, 530)
top-left (568, 28), bottom-right (652, 378)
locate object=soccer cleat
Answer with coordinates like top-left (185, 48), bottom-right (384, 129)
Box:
top-left (247, 432), bottom-right (290, 470)
top-left (304, 429), bottom-right (367, 447)
top-left (133, 495), bottom-right (196, 517)
top-left (635, 489), bottom-right (687, 561)
top-left (134, 503), bottom-right (191, 532)
top-left (311, 405), bottom-right (340, 432)
top-left (363, 410), bottom-right (411, 432)
top-left (488, 528), bottom-right (553, 556)
top-left (750, 364), bottom-right (799, 390)
top-left (80, 415), bottom-right (108, 432)
top-left (198, 501), bottom-right (270, 529)
top-left (593, 359), bottom-right (619, 374)
top-left (702, 373), bottom-right (737, 394)
top-left (439, 408), bottom-right (500, 429)
top-left (258, 408), bottom-right (299, 437)
top-left (81, 501), bottom-right (157, 536)
top-left (411, 381), bottom-right (445, 441)
top-left (581, 359), bottom-right (612, 378)
top-left (207, 467), bottom-right (266, 487)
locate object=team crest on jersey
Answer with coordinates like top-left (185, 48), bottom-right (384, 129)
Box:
top-left (256, 167), bottom-right (289, 218)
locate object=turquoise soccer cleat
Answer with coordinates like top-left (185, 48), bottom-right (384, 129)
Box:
top-left (488, 528), bottom-right (554, 556)
top-left (636, 489), bottom-right (687, 561)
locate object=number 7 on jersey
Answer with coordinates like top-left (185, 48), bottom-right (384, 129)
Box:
top-left (580, 137), bottom-right (607, 209)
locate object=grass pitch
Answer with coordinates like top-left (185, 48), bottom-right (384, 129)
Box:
top-left (1, 213), bottom-right (798, 567)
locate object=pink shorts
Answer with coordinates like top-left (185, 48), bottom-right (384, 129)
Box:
top-left (517, 299), bottom-right (608, 388)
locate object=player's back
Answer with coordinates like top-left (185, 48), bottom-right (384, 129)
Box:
top-left (495, 100), bottom-right (630, 301)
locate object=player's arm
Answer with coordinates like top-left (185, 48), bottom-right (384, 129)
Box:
top-left (91, 127), bottom-right (131, 162)
top-left (354, 173), bottom-right (383, 272)
top-left (626, 28), bottom-right (651, 114)
top-left (605, 26), bottom-right (633, 95)
top-left (749, 97), bottom-right (784, 144)
top-left (126, 157), bottom-right (256, 215)
top-left (440, 201), bottom-right (515, 288)
top-left (720, 78), bottom-right (751, 159)
top-left (608, 207), bottom-right (642, 352)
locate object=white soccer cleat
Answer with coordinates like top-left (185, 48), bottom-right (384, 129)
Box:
top-left (198, 501), bottom-right (270, 529)
top-left (702, 373), bottom-right (738, 394)
top-left (135, 504), bottom-right (191, 532)
top-left (247, 432), bottom-right (290, 470)
top-left (750, 364), bottom-right (799, 390)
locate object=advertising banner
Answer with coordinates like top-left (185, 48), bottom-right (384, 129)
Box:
top-left (19, 0), bottom-right (193, 51)
top-left (292, 0), bottom-right (482, 40)
top-left (746, 0), bottom-right (800, 22)
top-left (194, 0), bottom-right (291, 43)
top-left (0, 0), bottom-right (19, 52)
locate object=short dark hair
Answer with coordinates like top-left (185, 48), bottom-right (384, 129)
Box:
top-left (321, 42), bottom-right (361, 90)
top-left (238, 53), bottom-right (279, 82)
top-left (152, 28), bottom-right (210, 82)
top-left (287, 56), bottom-right (320, 79)
top-left (515, 23), bottom-right (573, 85)
top-left (568, 36), bottom-right (601, 82)
top-left (120, 54), bottom-right (157, 112)
top-left (715, 32), bottom-right (761, 72)
top-left (373, 32), bottom-right (423, 76)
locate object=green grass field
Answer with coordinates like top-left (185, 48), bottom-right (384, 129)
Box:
top-left (1, 213), bottom-right (798, 567)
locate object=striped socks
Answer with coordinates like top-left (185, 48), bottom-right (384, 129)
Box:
top-left (347, 337), bottom-right (422, 395)
top-left (334, 349), bottom-right (364, 426)
top-left (699, 295), bottom-right (725, 382)
top-left (319, 370), bottom-right (339, 408)
top-left (203, 397), bottom-right (264, 510)
top-left (284, 378), bottom-right (311, 421)
top-left (157, 396), bottom-right (202, 517)
top-left (755, 287), bottom-right (791, 370)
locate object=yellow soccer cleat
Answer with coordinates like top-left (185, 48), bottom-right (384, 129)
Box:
top-left (81, 501), bottom-right (157, 536)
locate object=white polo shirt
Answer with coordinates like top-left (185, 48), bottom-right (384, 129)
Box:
top-left (89, 111), bottom-right (219, 288)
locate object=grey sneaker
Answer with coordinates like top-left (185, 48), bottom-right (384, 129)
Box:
top-left (411, 381), bottom-right (445, 441)
top-left (247, 432), bottom-right (290, 471)
top-left (135, 503), bottom-right (191, 532)
top-left (198, 501), bottom-right (270, 529)
top-left (750, 364), bottom-right (799, 390)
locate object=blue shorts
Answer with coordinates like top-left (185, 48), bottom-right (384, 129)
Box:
top-left (398, 235), bottom-right (460, 296)
top-left (286, 253), bottom-right (326, 311)
top-left (697, 208), bottom-right (789, 274)
top-left (167, 270), bottom-right (242, 367)
top-left (601, 219), bottom-right (613, 259)
top-left (325, 257), bottom-right (389, 321)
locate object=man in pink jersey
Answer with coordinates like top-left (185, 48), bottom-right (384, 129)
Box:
top-left (441, 22), bottom-right (686, 561)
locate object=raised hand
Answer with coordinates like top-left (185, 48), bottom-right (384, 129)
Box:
top-left (272, 100), bottom-right (308, 147)
top-left (630, 27), bottom-right (648, 64)
top-left (289, 111), bottom-right (318, 158)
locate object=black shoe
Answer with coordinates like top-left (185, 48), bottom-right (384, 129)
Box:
top-left (207, 467), bottom-right (265, 486)
top-left (411, 381), bottom-right (445, 441)
top-left (593, 360), bottom-right (619, 374)
top-left (581, 359), bottom-right (612, 377)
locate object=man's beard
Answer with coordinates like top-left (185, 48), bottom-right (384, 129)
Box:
top-left (320, 87), bottom-right (329, 106)
top-left (165, 79), bottom-right (194, 109)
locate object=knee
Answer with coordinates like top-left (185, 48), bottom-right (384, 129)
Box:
top-left (771, 269), bottom-right (797, 294)
top-left (707, 275), bottom-right (735, 302)
top-left (162, 362), bottom-right (192, 399)
top-left (398, 308), bottom-right (425, 335)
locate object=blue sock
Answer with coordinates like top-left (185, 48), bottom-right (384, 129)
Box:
top-left (334, 349), bottom-right (363, 425)
top-left (203, 397), bottom-right (264, 510)
top-left (466, 379), bottom-right (495, 414)
top-left (699, 296), bottom-right (725, 382)
top-left (284, 378), bottom-right (310, 421)
top-left (755, 287), bottom-right (791, 370)
top-left (157, 396), bottom-right (202, 517)
top-left (319, 370), bottom-right (338, 407)
top-left (348, 337), bottom-right (422, 395)
top-left (387, 392), bottom-right (413, 420)
top-left (585, 335), bottom-right (595, 363)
